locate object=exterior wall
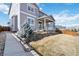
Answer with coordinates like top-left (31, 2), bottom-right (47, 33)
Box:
top-left (20, 12), bottom-right (36, 31)
top-left (20, 3), bottom-right (39, 17)
top-left (20, 3), bottom-right (39, 31)
top-left (9, 3), bottom-right (56, 32)
top-left (20, 12), bottom-right (27, 27)
top-left (9, 3), bottom-right (20, 31)
top-left (20, 3), bottom-right (56, 31)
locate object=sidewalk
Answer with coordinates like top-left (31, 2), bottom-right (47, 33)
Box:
top-left (4, 32), bottom-right (34, 56)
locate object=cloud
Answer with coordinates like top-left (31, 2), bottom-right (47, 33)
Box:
top-left (53, 10), bottom-right (79, 27)
top-left (0, 3), bottom-right (9, 14)
top-left (39, 7), bottom-right (43, 11)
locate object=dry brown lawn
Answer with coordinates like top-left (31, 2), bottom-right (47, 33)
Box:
top-left (61, 30), bottom-right (79, 36)
top-left (30, 34), bottom-right (79, 56)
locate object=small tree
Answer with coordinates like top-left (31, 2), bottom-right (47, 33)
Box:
top-left (17, 22), bottom-right (33, 43)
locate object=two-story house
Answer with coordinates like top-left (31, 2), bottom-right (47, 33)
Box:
top-left (8, 3), bottom-right (56, 32)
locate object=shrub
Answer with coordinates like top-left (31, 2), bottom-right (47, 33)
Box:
top-left (55, 28), bottom-right (62, 33)
top-left (0, 25), bottom-right (10, 32)
top-left (17, 23), bottom-right (33, 43)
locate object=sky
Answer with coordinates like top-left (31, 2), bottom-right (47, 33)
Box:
top-left (0, 3), bottom-right (79, 27)
top-left (0, 3), bottom-right (10, 26)
top-left (37, 3), bottom-right (79, 27)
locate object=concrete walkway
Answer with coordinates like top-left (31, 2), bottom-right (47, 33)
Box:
top-left (4, 32), bottom-right (34, 56)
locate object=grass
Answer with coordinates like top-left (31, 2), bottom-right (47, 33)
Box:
top-left (30, 30), bottom-right (79, 56)
top-left (61, 30), bottom-right (79, 36)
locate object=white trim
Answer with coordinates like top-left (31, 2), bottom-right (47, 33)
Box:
top-left (30, 50), bottom-right (39, 56)
top-left (12, 33), bottom-right (21, 42)
top-left (27, 16), bottom-right (36, 30)
top-left (27, 16), bottom-right (35, 23)
top-left (20, 11), bottom-right (37, 18)
top-left (18, 4), bottom-right (20, 31)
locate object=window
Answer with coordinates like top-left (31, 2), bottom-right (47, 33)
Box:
top-left (28, 6), bottom-right (34, 12)
top-left (27, 18), bottom-right (31, 24)
top-left (28, 6), bottom-right (31, 10)
top-left (27, 18), bottom-right (34, 25)
top-left (27, 17), bottom-right (35, 30)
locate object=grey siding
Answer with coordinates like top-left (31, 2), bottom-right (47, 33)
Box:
top-left (20, 12), bottom-right (36, 30)
top-left (20, 3), bottom-right (27, 13)
top-left (20, 12), bottom-right (27, 27)
top-left (20, 3), bottom-right (38, 17)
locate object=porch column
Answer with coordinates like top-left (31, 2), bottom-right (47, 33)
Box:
top-left (35, 19), bottom-right (39, 31)
top-left (44, 19), bottom-right (47, 31)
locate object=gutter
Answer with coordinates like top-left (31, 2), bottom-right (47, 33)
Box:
top-left (8, 3), bottom-right (12, 15)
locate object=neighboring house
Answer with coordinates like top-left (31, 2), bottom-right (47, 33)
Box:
top-left (8, 3), bottom-right (56, 32)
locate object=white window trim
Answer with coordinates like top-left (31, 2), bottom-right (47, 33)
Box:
top-left (27, 16), bottom-right (35, 25)
top-left (27, 4), bottom-right (35, 13)
top-left (27, 17), bottom-right (35, 27)
top-left (27, 16), bottom-right (36, 30)
top-left (21, 16), bottom-right (35, 27)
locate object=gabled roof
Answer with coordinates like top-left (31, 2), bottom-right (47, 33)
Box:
top-left (38, 15), bottom-right (48, 19)
top-left (8, 3), bottom-right (55, 22)
top-left (32, 3), bottom-right (39, 9)
top-left (39, 10), bottom-right (48, 16)
top-left (37, 15), bottom-right (55, 22)
top-left (49, 15), bottom-right (55, 21)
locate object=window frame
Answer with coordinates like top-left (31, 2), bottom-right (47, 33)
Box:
top-left (27, 17), bottom-right (35, 25)
top-left (27, 5), bottom-right (34, 13)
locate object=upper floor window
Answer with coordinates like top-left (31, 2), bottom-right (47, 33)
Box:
top-left (28, 6), bottom-right (31, 10)
top-left (28, 6), bottom-right (34, 12)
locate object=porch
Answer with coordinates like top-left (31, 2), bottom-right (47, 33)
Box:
top-left (37, 15), bottom-right (55, 32)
